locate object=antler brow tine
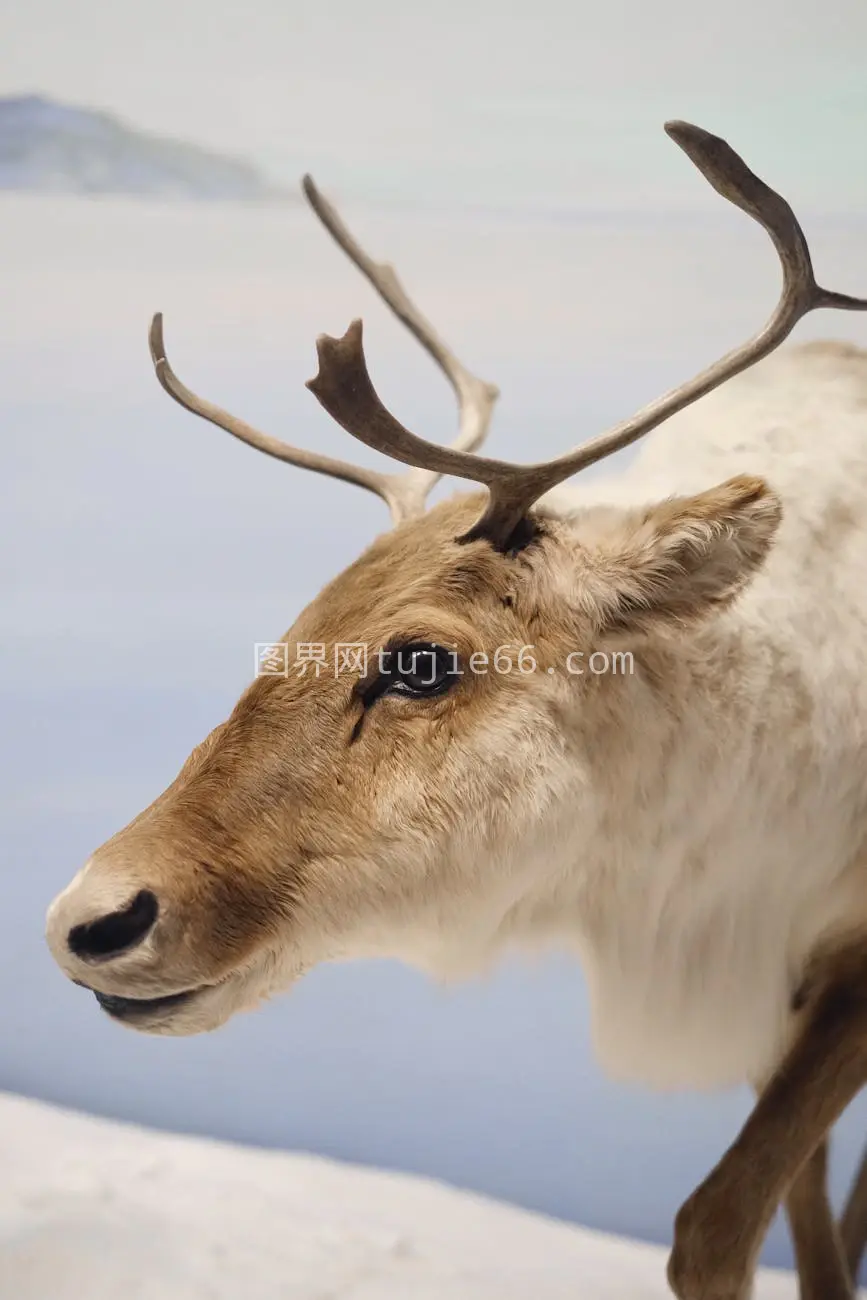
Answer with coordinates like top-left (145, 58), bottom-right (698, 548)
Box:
top-left (306, 120), bottom-right (867, 550)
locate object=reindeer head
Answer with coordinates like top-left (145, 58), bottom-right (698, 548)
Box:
top-left (45, 123), bottom-right (867, 1035)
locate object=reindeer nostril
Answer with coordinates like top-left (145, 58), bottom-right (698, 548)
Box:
top-left (67, 889), bottom-right (159, 961)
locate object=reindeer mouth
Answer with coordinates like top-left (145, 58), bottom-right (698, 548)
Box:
top-left (91, 986), bottom-right (201, 1021)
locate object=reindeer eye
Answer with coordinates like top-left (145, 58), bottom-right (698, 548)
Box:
top-left (382, 643), bottom-right (458, 698)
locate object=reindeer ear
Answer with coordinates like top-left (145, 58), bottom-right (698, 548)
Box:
top-left (582, 475), bottom-right (782, 633)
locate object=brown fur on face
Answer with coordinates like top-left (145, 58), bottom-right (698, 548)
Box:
top-left (45, 477), bottom-right (780, 1032)
top-left (102, 495), bottom-right (561, 978)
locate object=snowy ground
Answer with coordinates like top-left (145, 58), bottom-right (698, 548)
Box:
top-left (0, 1092), bottom-right (820, 1300)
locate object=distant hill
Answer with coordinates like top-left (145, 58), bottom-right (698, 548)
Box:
top-left (0, 95), bottom-right (287, 200)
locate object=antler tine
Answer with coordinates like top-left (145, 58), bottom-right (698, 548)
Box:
top-left (301, 175), bottom-right (499, 507)
top-left (306, 319), bottom-right (550, 527)
top-left (148, 312), bottom-right (419, 524)
top-left (307, 121), bottom-right (867, 551)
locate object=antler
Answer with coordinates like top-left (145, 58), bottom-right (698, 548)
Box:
top-left (149, 313), bottom-right (412, 518)
top-left (148, 184), bottom-right (499, 526)
top-left (301, 177), bottom-right (499, 491)
top-left (307, 120), bottom-right (867, 550)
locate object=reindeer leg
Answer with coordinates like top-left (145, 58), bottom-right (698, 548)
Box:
top-left (786, 1138), bottom-right (853, 1300)
top-left (753, 1076), bottom-right (853, 1300)
top-left (667, 940), bottom-right (867, 1300)
top-left (841, 1142), bottom-right (867, 1285)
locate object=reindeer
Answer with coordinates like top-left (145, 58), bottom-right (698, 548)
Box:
top-left (45, 121), bottom-right (867, 1299)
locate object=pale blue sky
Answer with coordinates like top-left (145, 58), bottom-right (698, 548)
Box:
top-left (3, 0), bottom-right (867, 211)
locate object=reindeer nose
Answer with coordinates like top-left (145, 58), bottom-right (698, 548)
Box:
top-left (67, 889), bottom-right (159, 961)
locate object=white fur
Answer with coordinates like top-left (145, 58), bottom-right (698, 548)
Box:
top-left (383, 342), bottom-right (867, 1092)
top-left (524, 342), bottom-right (867, 1089)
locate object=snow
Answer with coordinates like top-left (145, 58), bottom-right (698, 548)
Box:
top-left (0, 1092), bottom-right (814, 1300)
